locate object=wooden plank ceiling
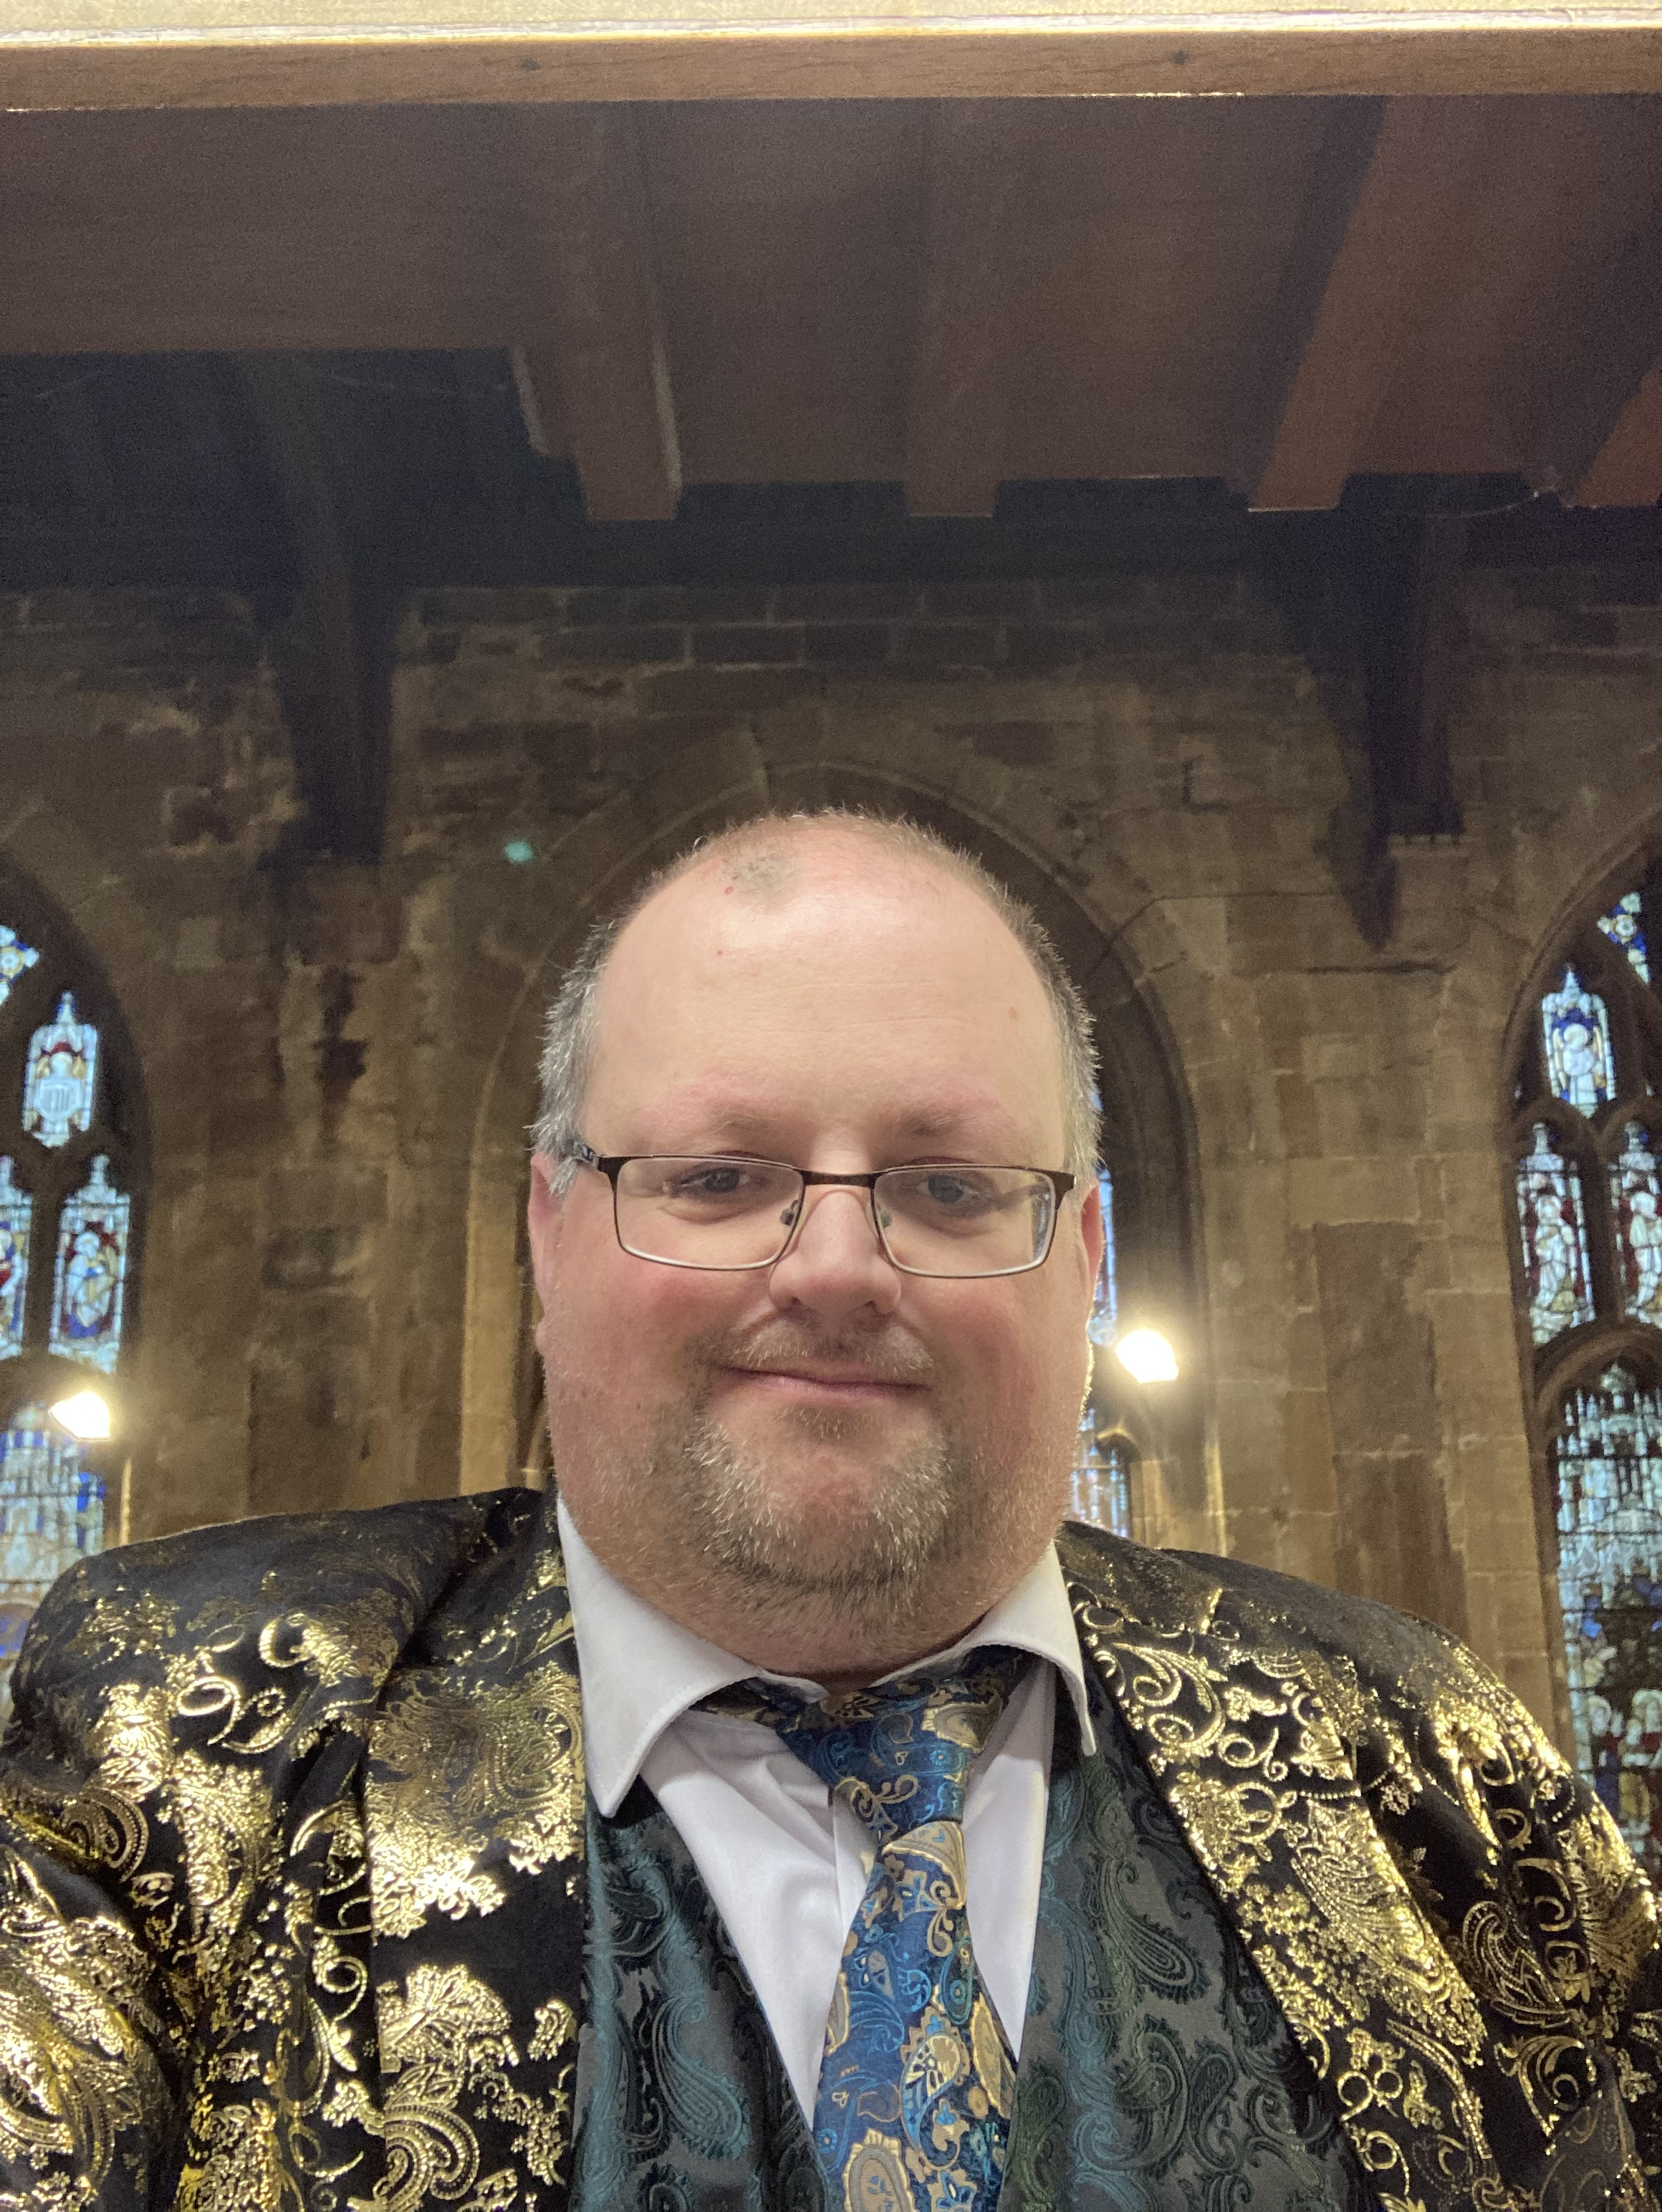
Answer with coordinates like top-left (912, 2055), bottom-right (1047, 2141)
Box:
top-left (4, 92), bottom-right (1661, 519)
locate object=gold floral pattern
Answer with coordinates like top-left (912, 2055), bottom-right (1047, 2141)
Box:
top-left (1059, 1521), bottom-right (1662, 2210)
top-left (0, 1496), bottom-right (1652, 2209)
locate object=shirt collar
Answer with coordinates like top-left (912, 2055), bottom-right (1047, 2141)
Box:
top-left (558, 1495), bottom-right (1097, 1818)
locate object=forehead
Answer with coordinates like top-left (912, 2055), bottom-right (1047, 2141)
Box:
top-left (585, 845), bottom-right (1067, 1148)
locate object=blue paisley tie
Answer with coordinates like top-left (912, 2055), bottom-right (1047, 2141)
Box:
top-left (741, 1649), bottom-right (1027, 2212)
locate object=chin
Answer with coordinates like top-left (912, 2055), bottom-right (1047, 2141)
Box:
top-left (686, 1417), bottom-right (971, 1606)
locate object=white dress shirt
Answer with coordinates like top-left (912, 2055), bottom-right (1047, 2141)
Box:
top-left (559, 1498), bottom-right (1096, 2119)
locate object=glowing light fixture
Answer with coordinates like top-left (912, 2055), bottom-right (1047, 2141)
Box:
top-left (1115, 1329), bottom-right (1179, 1385)
top-left (49, 1389), bottom-right (111, 1441)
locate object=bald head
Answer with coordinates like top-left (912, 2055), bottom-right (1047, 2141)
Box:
top-left (534, 812), bottom-right (1098, 1185)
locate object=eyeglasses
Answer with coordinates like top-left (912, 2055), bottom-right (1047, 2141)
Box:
top-left (563, 1140), bottom-right (1076, 1279)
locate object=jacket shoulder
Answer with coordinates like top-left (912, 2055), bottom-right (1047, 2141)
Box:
top-left (11, 1489), bottom-right (544, 1729)
top-left (1058, 1517), bottom-right (1489, 1714)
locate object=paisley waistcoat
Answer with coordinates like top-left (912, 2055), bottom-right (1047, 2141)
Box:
top-left (0, 1489), bottom-right (1658, 2211)
top-left (574, 1671), bottom-right (1376, 2211)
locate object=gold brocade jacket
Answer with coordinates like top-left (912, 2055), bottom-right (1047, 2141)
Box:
top-left (0, 1486), bottom-right (1660, 2212)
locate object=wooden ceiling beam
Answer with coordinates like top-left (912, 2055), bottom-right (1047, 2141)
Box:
top-left (1575, 367), bottom-right (1662, 509)
top-left (6, 21), bottom-right (1662, 113)
top-left (1250, 100), bottom-right (1498, 512)
top-left (905, 105), bottom-right (1031, 520)
top-left (509, 107), bottom-right (682, 524)
top-left (238, 357), bottom-right (394, 862)
top-left (1514, 129), bottom-right (1662, 506)
top-left (1352, 505), bottom-right (1467, 844)
top-left (1224, 98), bottom-right (1384, 501)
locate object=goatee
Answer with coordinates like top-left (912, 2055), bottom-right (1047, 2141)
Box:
top-left (666, 1407), bottom-right (977, 1617)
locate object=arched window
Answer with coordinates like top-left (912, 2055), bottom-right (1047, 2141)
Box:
top-left (0, 872), bottom-right (145, 1704)
top-left (1508, 862), bottom-right (1662, 1872)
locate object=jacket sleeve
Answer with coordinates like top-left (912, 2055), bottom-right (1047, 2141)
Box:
top-left (1509, 1701), bottom-right (1662, 2184)
top-left (0, 1561), bottom-right (187, 2211)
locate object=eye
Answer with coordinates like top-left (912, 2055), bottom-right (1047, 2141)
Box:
top-left (923, 1171), bottom-right (981, 1208)
top-left (668, 1164), bottom-right (749, 1199)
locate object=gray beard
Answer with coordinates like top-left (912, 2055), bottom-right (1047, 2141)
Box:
top-left (650, 1404), bottom-right (980, 1620)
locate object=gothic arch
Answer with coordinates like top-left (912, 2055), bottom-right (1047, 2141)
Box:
top-left (1503, 847), bottom-right (1662, 1872)
top-left (457, 763), bottom-right (1212, 1549)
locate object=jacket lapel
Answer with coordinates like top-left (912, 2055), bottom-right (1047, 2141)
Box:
top-left (1057, 1524), bottom-right (1509, 2212)
top-left (360, 1489), bottom-right (587, 2212)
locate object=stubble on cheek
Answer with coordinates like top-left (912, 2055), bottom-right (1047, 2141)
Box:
top-left (545, 1313), bottom-right (1075, 1628)
top-left (547, 1322), bottom-right (984, 1614)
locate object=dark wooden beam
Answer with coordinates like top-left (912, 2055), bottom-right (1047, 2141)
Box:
top-left (1252, 101), bottom-right (1495, 512)
top-left (1514, 119), bottom-right (1662, 505)
top-left (1225, 99), bottom-right (1385, 501)
top-left (509, 106), bottom-right (682, 524)
top-left (905, 104), bottom-right (1032, 520)
top-left (1350, 500), bottom-right (1467, 841)
top-left (237, 355), bottom-right (393, 863)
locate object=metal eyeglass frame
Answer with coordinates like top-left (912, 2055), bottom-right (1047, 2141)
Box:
top-left (562, 1139), bottom-right (1077, 1278)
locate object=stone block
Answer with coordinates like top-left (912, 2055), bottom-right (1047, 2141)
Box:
top-left (690, 625), bottom-right (804, 666)
top-left (288, 865), bottom-right (403, 967)
top-left (774, 582), bottom-right (921, 621)
top-left (539, 625), bottom-right (686, 667)
top-left (1287, 1156), bottom-right (1419, 1227)
top-left (800, 623), bottom-right (890, 667)
top-left (640, 666), bottom-right (822, 717)
top-left (949, 721), bottom-right (1058, 769)
top-left (1314, 1221), bottom-right (1438, 1456)
top-left (1003, 625), bottom-right (1100, 676)
top-left (923, 582), bottom-right (1037, 620)
top-left (261, 1224), bottom-right (370, 1291)
top-left (890, 623), bottom-right (1001, 670)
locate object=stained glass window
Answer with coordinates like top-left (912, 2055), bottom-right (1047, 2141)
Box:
top-left (1070, 1408), bottom-right (1134, 1537)
top-left (21, 991), bottom-right (99, 1149)
top-left (1554, 1365), bottom-right (1662, 1880)
top-left (0, 1402), bottom-right (105, 1713)
top-left (1517, 1124), bottom-right (1594, 1343)
top-left (1613, 1125), bottom-right (1662, 1329)
top-left (0, 1160), bottom-right (30, 1362)
top-left (0, 924), bottom-right (39, 1011)
top-left (1087, 1163), bottom-right (1118, 1350)
top-left (1599, 892), bottom-right (1652, 986)
top-left (1542, 968), bottom-right (1615, 1116)
top-left (48, 1156), bottom-right (129, 1376)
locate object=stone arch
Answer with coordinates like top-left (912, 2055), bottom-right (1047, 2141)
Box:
top-left (456, 748), bottom-right (1214, 1548)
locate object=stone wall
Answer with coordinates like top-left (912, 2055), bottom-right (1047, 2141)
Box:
top-left (4, 559), bottom-right (1661, 1739)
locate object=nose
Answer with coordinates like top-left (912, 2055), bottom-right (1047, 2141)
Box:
top-left (767, 1183), bottom-right (903, 1322)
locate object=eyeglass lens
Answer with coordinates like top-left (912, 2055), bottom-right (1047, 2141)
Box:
top-left (610, 1157), bottom-right (1057, 1276)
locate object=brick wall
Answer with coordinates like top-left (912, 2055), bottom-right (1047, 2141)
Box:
top-left (4, 559), bottom-right (1661, 1736)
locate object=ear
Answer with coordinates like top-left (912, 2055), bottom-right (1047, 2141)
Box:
top-left (1079, 1174), bottom-right (1107, 1300)
top-left (527, 1151), bottom-right (567, 1307)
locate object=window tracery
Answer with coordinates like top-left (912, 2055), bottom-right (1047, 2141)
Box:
top-left (0, 872), bottom-right (143, 1709)
top-left (1510, 862), bottom-right (1662, 1873)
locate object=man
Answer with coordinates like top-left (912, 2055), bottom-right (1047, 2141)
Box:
top-left (0, 809), bottom-right (1658, 2212)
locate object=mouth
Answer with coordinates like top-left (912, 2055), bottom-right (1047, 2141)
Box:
top-left (717, 1363), bottom-right (928, 1409)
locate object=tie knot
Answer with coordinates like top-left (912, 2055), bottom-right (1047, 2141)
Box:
top-left (734, 1648), bottom-right (1027, 1843)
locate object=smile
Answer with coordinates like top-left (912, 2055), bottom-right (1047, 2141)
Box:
top-left (720, 1366), bottom-right (927, 1407)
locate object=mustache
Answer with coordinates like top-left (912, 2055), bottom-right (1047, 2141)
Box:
top-left (690, 1321), bottom-right (938, 1387)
